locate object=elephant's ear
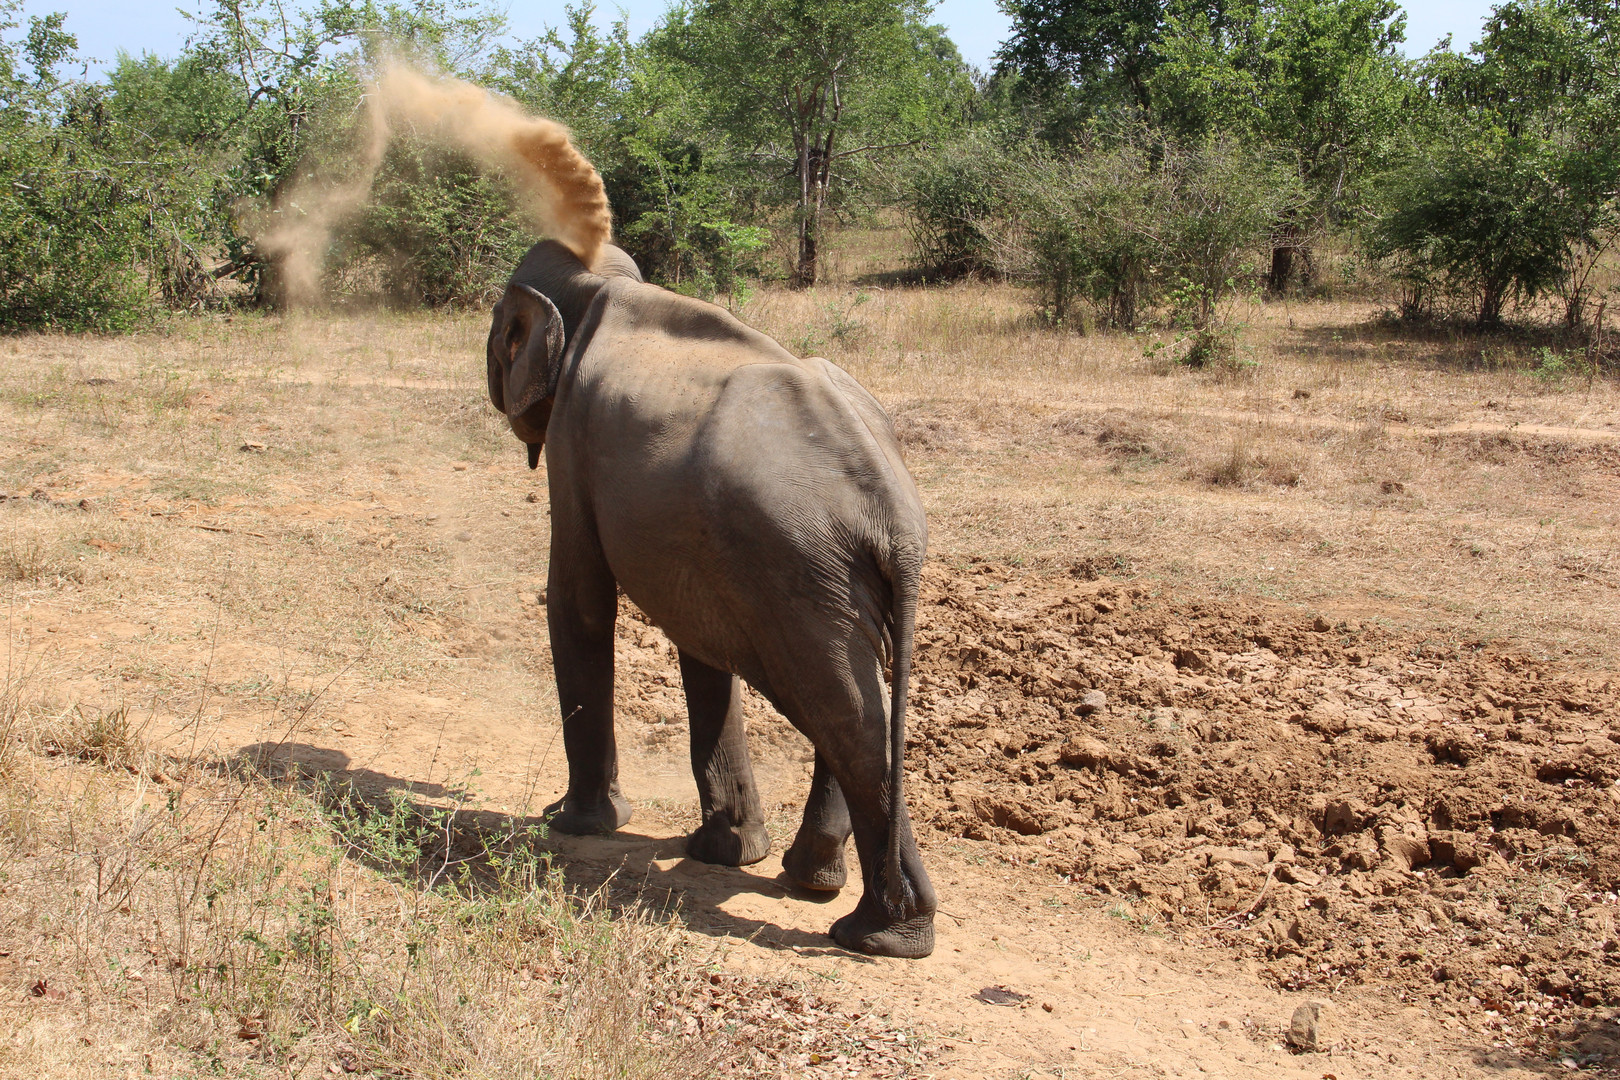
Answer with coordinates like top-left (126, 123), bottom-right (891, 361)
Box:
top-left (488, 282), bottom-right (566, 417)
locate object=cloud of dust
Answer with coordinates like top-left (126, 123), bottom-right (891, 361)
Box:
top-left (258, 60), bottom-right (612, 308)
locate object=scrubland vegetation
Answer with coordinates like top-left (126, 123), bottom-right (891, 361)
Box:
top-left (0, 0), bottom-right (1618, 364)
top-left (4, 0), bottom-right (1620, 1077)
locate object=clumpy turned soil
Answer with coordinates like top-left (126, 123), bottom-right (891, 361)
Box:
top-left (606, 558), bottom-right (1620, 1068)
top-left (897, 560), bottom-right (1620, 1060)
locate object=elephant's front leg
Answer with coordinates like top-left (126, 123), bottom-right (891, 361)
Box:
top-left (543, 544), bottom-right (632, 835)
top-left (679, 651), bottom-right (770, 865)
top-left (782, 751), bottom-right (851, 891)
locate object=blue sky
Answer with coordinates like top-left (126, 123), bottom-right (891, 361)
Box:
top-left (22, 0), bottom-right (1502, 77)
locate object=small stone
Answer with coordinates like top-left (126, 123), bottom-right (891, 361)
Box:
top-left (1286, 1001), bottom-right (1327, 1051)
top-left (974, 986), bottom-right (1029, 1006)
top-left (1312, 616), bottom-right (1331, 632)
top-left (1077, 689), bottom-right (1108, 716)
top-left (525, 492), bottom-right (540, 503)
top-left (452, 463), bottom-right (468, 471)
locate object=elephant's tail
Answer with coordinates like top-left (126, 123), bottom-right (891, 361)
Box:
top-left (883, 544), bottom-right (921, 913)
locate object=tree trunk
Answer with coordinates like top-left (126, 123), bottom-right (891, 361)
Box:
top-left (1479, 280), bottom-right (1505, 328)
top-left (794, 143), bottom-right (828, 288)
top-left (796, 217), bottom-right (818, 288)
top-left (1267, 245), bottom-right (1294, 294)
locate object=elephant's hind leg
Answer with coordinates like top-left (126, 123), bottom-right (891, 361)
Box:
top-left (782, 751), bottom-right (850, 891)
top-left (679, 650), bottom-right (770, 866)
top-left (783, 657), bottom-right (936, 958)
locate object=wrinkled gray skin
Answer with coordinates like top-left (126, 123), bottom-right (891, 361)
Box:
top-left (486, 240), bottom-right (936, 958)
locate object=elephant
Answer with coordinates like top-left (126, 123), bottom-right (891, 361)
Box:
top-left (484, 239), bottom-right (937, 958)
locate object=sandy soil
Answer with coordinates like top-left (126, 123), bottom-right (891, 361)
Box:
top-left (3, 298), bottom-right (1620, 1077)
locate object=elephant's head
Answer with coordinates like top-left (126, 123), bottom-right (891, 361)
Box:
top-left (487, 239), bottom-right (643, 465)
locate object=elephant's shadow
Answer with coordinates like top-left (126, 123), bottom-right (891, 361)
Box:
top-left (226, 741), bottom-right (876, 961)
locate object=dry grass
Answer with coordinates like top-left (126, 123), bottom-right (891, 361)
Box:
top-left (0, 282), bottom-right (1616, 666)
top-left (0, 685), bottom-right (773, 1079)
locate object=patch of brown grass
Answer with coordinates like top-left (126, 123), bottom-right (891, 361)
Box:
top-left (0, 713), bottom-right (767, 1079)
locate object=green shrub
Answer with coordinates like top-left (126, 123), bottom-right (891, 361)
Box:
top-left (336, 139), bottom-right (533, 307)
top-left (1368, 136), bottom-right (1577, 327)
top-left (986, 131), bottom-right (1296, 336)
top-left (902, 130), bottom-right (1006, 279)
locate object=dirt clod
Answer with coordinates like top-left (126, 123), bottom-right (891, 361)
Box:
top-left (973, 986), bottom-right (1029, 1007)
top-left (873, 560), bottom-right (1620, 1055)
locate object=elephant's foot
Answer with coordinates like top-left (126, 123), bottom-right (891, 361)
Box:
top-left (830, 895), bottom-right (935, 959)
top-left (685, 811), bottom-right (770, 866)
top-left (543, 789), bottom-right (632, 835)
top-left (782, 832), bottom-right (848, 892)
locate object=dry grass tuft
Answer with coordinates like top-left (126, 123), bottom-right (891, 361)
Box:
top-left (1203, 437), bottom-right (1251, 487)
top-left (2, 531), bottom-right (85, 585)
top-left (34, 701), bottom-right (146, 771)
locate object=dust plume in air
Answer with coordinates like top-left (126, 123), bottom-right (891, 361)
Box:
top-left (257, 60), bottom-right (612, 307)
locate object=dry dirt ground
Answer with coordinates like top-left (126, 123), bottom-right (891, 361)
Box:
top-left (3, 286), bottom-right (1620, 1078)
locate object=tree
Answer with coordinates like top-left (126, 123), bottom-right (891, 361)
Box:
top-left (1369, 138), bottom-right (1572, 326)
top-left (162, 0), bottom-right (503, 303)
top-left (994, 0), bottom-right (1166, 116)
top-left (1152, 0), bottom-right (1412, 288)
top-left (0, 3), bottom-right (224, 328)
top-left (1370, 0), bottom-right (1620, 327)
top-left (491, 5), bottom-right (759, 293)
top-left (653, 0), bottom-right (972, 285)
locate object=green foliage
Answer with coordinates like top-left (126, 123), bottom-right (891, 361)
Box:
top-left (953, 129), bottom-right (1297, 335)
top-left (1368, 135), bottom-right (1574, 325)
top-left (1155, 136), bottom-right (1303, 327)
top-left (338, 139), bottom-right (531, 306)
top-left (0, 4), bottom-right (227, 330)
top-left (1151, 0), bottom-right (1412, 220)
top-left (1003, 137), bottom-right (1163, 328)
top-left (652, 0), bottom-right (975, 284)
top-left (494, 6), bottom-right (770, 294)
top-left (902, 128), bottom-right (1007, 278)
top-left (0, 0), bottom-right (1615, 342)
top-left (994, 0), bottom-right (1167, 122)
top-left (1368, 0), bottom-right (1620, 328)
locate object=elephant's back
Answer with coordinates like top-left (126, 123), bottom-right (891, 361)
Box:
top-left (562, 283), bottom-right (922, 683)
